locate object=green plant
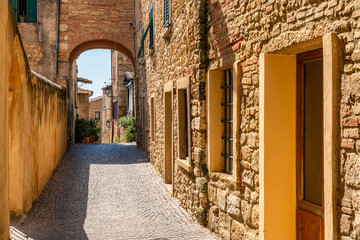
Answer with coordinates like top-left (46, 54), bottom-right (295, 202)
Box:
top-left (119, 115), bottom-right (135, 128)
top-left (119, 116), bottom-right (136, 142)
top-left (75, 118), bottom-right (101, 143)
top-left (116, 137), bottom-right (121, 143)
top-left (125, 124), bottom-right (136, 142)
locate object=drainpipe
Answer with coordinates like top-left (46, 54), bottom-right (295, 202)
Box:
top-left (55, 0), bottom-right (60, 75)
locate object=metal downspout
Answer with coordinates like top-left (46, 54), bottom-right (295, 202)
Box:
top-left (55, 0), bottom-right (59, 75)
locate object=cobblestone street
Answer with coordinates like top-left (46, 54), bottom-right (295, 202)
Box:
top-left (10, 143), bottom-right (216, 240)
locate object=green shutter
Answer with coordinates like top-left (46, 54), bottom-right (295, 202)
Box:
top-left (163, 0), bottom-right (169, 29)
top-left (149, 4), bottom-right (154, 49)
top-left (26, 0), bottom-right (37, 23)
top-left (9, 0), bottom-right (18, 20)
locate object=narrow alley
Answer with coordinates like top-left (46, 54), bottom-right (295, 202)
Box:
top-left (10, 144), bottom-right (216, 240)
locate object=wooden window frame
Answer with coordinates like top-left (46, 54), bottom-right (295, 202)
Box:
top-left (151, 97), bottom-right (156, 142)
top-left (176, 77), bottom-right (192, 171)
top-left (296, 49), bottom-right (324, 240)
top-left (296, 49), bottom-right (324, 217)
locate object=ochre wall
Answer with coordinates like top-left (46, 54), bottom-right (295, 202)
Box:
top-left (9, 70), bottom-right (68, 216)
top-left (259, 54), bottom-right (297, 240)
top-left (1, 3), bottom-right (68, 238)
top-left (0, 2), bottom-right (14, 239)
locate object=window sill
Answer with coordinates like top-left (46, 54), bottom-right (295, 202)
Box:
top-left (209, 172), bottom-right (237, 185)
top-left (162, 25), bottom-right (172, 39)
top-left (176, 158), bottom-right (193, 173)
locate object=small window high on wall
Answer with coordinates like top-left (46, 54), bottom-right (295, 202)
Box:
top-left (95, 111), bottom-right (100, 120)
top-left (163, 0), bottom-right (170, 29)
top-left (9, 0), bottom-right (37, 23)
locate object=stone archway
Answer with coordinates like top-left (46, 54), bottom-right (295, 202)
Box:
top-left (68, 39), bottom-right (135, 67)
top-left (67, 40), bottom-right (135, 145)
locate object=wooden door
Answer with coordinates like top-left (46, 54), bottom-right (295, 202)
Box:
top-left (296, 49), bottom-right (324, 240)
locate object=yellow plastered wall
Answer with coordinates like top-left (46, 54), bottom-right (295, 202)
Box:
top-left (259, 53), bottom-right (297, 240)
top-left (164, 81), bottom-right (173, 184)
top-left (207, 70), bottom-right (224, 172)
top-left (0, 2), bottom-right (12, 239)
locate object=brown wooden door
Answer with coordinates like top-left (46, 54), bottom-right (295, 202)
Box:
top-left (296, 49), bottom-right (324, 240)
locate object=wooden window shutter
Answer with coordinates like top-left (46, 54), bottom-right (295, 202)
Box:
top-left (26, 0), bottom-right (37, 23)
top-left (163, 0), bottom-right (169, 29)
top-left (141, 26), bottom-right (145, 59)
top-left (9, 0), bottom-right (18, 20)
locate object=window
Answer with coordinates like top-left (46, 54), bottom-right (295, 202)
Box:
top-left (151, 97), bottom-right (155, 141)
top-left (95, 111), bottom-right (100, 120)
top-left (178, 87), bottom-right (191, 161)
top-left (163, 0), bottom-right (170, 29)
top-left (221, 69), bottom-right (233, 173)
top-left (149, 4), bottom-right (154, 49)
top-left (113, 101), bottom-right (118, 120)
top-left (141, 26), bottom-right (145, 59)
top-left (9, 0), bottom-right (37, 23)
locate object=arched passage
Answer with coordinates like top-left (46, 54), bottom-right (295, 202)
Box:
top-left (68, 39), bottom-right (135, 67)
top-left (67, 40), bottom-right (135, 145)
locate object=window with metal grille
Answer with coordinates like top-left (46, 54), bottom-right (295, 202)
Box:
top-left (9, 0), bottom-right (37, 23)
top-left (163, 0), bottom-right (170, 29)
top-left (221, 69), bottom-right (233, 173)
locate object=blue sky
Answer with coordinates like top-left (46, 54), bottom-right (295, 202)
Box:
top-left (76, 49), bottom-right (111, 99)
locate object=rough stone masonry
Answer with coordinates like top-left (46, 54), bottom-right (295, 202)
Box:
top-left (135, 0), bottom-right (360, 239)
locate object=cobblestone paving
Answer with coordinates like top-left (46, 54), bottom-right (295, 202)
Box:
top-left (10, 143), bottom-right (216, 240)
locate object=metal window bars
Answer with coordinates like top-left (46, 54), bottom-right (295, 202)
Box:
top-left (221, 69), bottom-right (233, 173)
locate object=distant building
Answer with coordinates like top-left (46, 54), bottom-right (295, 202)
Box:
top-left (89, 96), bottom-right (103, 142)
top-left (77, 88), bottom-right (92, 120)
top-left (123, 72), bottom-right (134, 116)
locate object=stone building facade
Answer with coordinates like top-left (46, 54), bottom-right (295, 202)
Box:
top-left (135, 0), bottom-right (360, 239)
top-left (111, 50), bottom-right (134, 142)
top-left (89, 96), bottom-right (103, 142)
top-left (77, 88), bottom-right (92, 119)
top-left (11, 0), bottom-right (59, 81)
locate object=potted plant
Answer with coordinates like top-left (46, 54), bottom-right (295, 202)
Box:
top-left (19, 15), bottom-right (25, 23)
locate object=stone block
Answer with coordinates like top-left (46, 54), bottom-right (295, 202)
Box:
top-left (227, 193), bottom-right (241, 218)
top-left (217, 188), bottom-right (228, 212)
top-left (241, 200), bottom-right (252, 225)
top-left (231, 220), bottom-right (245, 240)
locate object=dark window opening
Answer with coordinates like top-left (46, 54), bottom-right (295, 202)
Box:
top-left (95, 111), bottom-right (100, 120)
top-left (178, 88), bottom-right (190, 161)
top-left (9, 0), bottom-right (37, 23)
top-left (221, 69), bottom-right (233, 173)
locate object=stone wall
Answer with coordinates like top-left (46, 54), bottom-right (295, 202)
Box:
top-left (135, 0), bottom-right (208, 224)
top-left (57, 0), bottom-right (135, 77)
top-left (89, 96), bottom-right (103, 142)
top-left (135, 0), bottom-right (360, 239)
top-left (17, 0), bottom-right (58, 81)
top-left (111, 50), bottom-right (134, 143)
top-left (77, 93), bottom-right (90, 119)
